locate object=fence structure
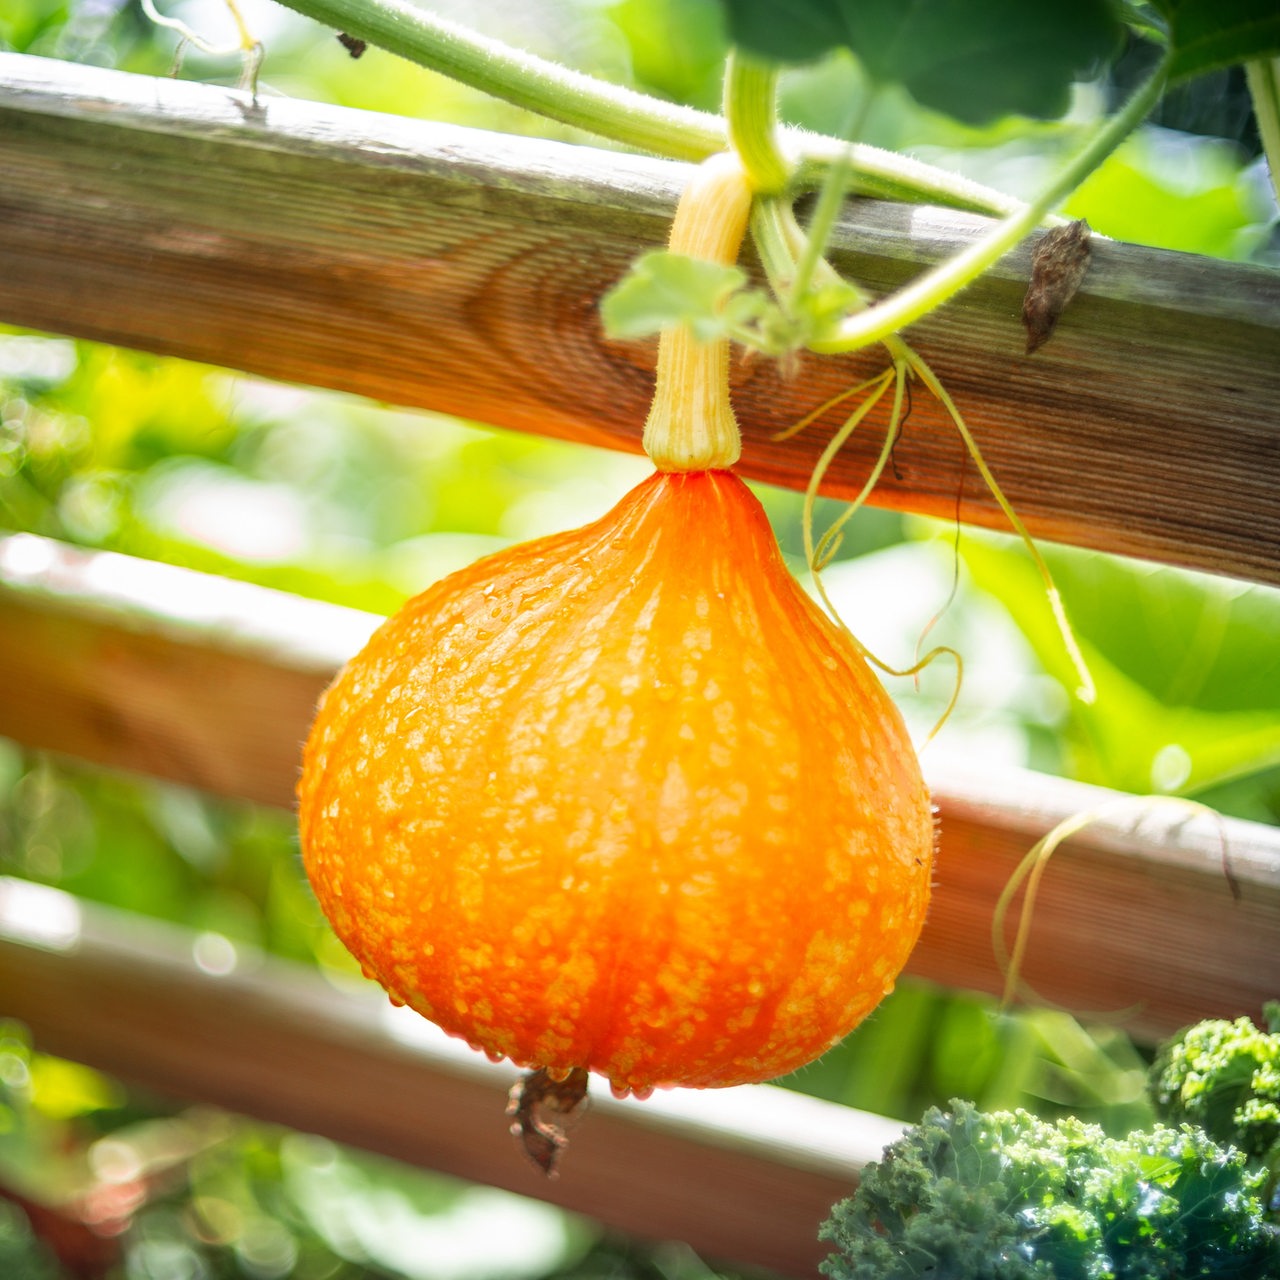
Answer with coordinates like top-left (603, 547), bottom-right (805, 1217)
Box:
top-left (1, 51), bottom-right (1279, 1276)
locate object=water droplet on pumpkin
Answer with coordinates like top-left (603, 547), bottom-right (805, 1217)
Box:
top-left (484, 1048), bottom-right (506, 1064)
top-left (609, 1082), bottom-right (632, 1101)
top-left (360, 964), bottom-right (375, 980)
top-left (631, 1085), bottom-right (654, 1101)
top-left (388, 993), bottom-right (406, 1008)
top-left (546, 1066), bottom-right (575, 1083)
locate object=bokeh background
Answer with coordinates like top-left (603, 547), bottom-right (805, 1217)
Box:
top-left (2, 1), bottom-right (1278, 1276)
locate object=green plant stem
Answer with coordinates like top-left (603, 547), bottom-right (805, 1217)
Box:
top-left (1245, 58), bottom-right (1280, 206)
top-left (269, 0), bottom-right (1028, 218)
top-left (723, 51), bottom-right (788, 193)
top-left (808, 49), bottom-right (1173, 356)
top-left (750, 199), bottom-right (800, 293)
top-left (786, 84), bottom-right (879, 312)
top-left (788, 144), bottom-right (858, 312)
top-left (277, 0), bottom-right (723, 157)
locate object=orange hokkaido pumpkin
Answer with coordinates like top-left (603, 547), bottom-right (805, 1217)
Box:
top-left (298, 468), bottom-right (933, 1097)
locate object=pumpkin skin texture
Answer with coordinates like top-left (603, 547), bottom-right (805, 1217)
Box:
top-left (298, 469), bottom-right (933, 1096)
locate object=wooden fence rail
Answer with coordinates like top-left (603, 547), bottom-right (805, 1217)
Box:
top-left (0, 530), bottom-right (1277, 1271)
top-left (2, 48), bottom-right (1280, 1277)
top-left (0, 876), bottom-right (907, 1276)
top-left (2, 54), bottom-right (1280, 586)
top-left (3, 532), bottom-right (1277, 1046)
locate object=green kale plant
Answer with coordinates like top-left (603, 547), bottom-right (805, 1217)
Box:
top-left (1149, 1002), bottom-right (1280, 1211)
top-left (820, 1097), bottom-right (1280, 1280)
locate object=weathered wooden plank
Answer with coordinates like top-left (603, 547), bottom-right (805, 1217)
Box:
top-left (2, 532), bottom-right (1276, 1041)
top-left (1, 55), bottom-right (1279, 585)
top-left (0, 877), bottom-right (904, 1276)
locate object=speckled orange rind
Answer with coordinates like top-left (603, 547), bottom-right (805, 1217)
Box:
top-left (298, 470), bottom-right (933, 1093)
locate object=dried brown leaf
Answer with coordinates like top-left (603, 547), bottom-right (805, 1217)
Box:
top-left (1023, 219), bottom-right (1092, 354)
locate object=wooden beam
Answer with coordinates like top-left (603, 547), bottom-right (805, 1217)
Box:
top-left (0, 877), bottom-right (903, 1276)
top-left (3, 532), bottom-right (1277, 1042)
top-left (1, 55), bottom-right (1279, 585)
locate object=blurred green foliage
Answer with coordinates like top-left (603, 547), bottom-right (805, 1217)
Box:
top-left (0, 1019), bottom-right (761, 1280)
top-left (1, 0), bottom-right (1278, 1276)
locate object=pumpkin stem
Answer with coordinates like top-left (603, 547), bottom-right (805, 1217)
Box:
top-left (506, 1066), bottom-right (590, 1177)
top-left (642, 152), bottom-right (753, 472)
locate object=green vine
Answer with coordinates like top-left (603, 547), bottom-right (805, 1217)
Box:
top-left (267, 0), bottom-right (1030, 219)
top-left (722, 51), bottom-right (787, 194)
top-left (808, 49), bottom-right (1173, 356)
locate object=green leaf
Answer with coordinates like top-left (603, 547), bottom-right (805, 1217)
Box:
top-left (719, 0), bottom-right (1124, 125)
top-left (1063, 130), bottom-right (1269, 260)
top-left (599, 251), bottom-right (753, 341)
top-left (1149, 0), bottom-right (1280, 81)
top-left (962, 534), bottom-right (1280, 797)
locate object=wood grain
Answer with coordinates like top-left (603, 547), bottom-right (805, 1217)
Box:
top-left (0, 878), bottom-right (904, 1276)
top-left (3, 533), bottom-right (1276, 1044)
top-left (1, 55), bottom-right (1279, 585)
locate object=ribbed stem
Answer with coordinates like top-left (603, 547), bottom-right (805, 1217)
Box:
top-left (724, 51), bottom-right (789, 194)
top-left (643, 154), bottom-right (754, 472)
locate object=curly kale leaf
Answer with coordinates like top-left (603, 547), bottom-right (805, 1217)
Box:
top-left (820, 1099), bottom-right (1280, 1280)
top-left (1150, 1009), bottom-right (1280, 1167)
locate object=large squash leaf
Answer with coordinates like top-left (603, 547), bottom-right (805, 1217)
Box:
top-left (719, 0), bottom-right (1124, 124)
top-left (1149, 0), bottom-right (1280, 81)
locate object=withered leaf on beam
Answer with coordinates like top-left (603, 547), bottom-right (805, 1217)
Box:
top-left (1022, 219), bottom-right (1092, 354)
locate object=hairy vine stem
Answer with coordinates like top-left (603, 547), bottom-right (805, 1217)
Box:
top-left (723, 51), bottom-right (787, 194)
top-left (268, 0), bottom-right (1029, 218)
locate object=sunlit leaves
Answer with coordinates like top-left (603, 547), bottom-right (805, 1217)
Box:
top-left (719, 0), bottom-right (1280, 127)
